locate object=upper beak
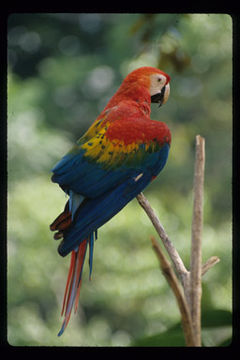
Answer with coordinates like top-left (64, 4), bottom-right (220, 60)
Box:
top-left (151, 83), bottom-right (170, 107)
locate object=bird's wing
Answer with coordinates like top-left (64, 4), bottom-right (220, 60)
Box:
top-left (58, 141), bottom-right (170, 256)
top-left (51, 103), bottom-right (171, 199)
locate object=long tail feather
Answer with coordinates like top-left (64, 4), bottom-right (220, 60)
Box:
top-left (58, 239), bottom-right (88, 336)
top-left (88, 232), bottom-right (94, 280)
top-left (60, 251), bottom-right (75, 317)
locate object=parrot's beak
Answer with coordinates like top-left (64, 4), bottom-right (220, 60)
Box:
top-left (151, 83), bottom-right (170, 107)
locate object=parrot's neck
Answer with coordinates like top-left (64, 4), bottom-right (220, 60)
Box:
top-left (104, 83), bottom-right (151, 117)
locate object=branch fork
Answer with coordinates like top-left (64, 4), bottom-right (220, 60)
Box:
top-left (136, 135), bottom-right (220, 347)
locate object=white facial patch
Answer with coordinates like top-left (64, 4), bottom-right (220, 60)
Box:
top-left (149, 73), bottom-right (168, 97)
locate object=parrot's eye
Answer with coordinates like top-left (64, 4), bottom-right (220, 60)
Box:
top-left (157, 78), bottom-right (162, 82)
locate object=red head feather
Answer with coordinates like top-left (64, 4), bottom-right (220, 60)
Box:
top-left (104, 66), bottom-right (170, 111)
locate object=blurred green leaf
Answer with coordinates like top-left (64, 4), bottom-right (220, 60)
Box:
top-left (132, 309), bottom-right (232, 347)
top-left (131, 325), bottom-right (186, 347)
top-left (202, 309), bottom-right (232, 328)
top-left (218, 337), bottom-right (232, 347)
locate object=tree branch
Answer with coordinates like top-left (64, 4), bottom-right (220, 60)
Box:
top-left (189, 135), bottom-right (205, 346)
top-left (136, 193), bottom-right (189, 289)
top-left (201, 256), bottom-right (220, 276)
top-left (151, 236), bottom-right (195, 346)
top-left (136, 135), bottom-right (220, 346)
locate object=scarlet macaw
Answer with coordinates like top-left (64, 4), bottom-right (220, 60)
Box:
top-left (50, 66), bottom-right (171, 335)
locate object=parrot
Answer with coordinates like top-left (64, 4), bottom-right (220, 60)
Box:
top-left (50, 66), bottom-right (171, 336)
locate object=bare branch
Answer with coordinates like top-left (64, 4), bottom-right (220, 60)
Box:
top-left (136, 193), bottom-right (189, 288)
top-left (151, 237), bottom-right (195, 346)
top-left (202, 256), bottom-right (220, 276)
top-left (189, 135), bottom-right (205, 346)
top-left (136, 135), bottom-right (220, 347)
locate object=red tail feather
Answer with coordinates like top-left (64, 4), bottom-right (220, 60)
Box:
top-left (57, 239), bottom-right (88, 336)
top-left (61, 251), bottom-right (75, 316)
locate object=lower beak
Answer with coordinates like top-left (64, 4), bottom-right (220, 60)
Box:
top-left (151, 83), bottom-right (170, 107)
top-left (151, 86), bottom-right (166, 106)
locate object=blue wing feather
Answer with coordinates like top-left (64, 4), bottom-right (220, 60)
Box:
top-left (57, 143), bottom-right (169, 256)
top-left (52, 141), bottom-right (169, 199)
top-left (52, 149), bottom-right (139, 198)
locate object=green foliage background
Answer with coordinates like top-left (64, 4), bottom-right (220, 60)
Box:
top-left (8, 13), bottom-right (232, 346)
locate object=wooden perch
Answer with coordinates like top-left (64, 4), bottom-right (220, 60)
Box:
top-left (189, 135), bottom-right (205, 346)
top-left (136, 192), bottom-right (189, 290)
top-left (150, 236), bottom-right (195, 346)
top-left (136, 135), bottom-right (220, 347)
